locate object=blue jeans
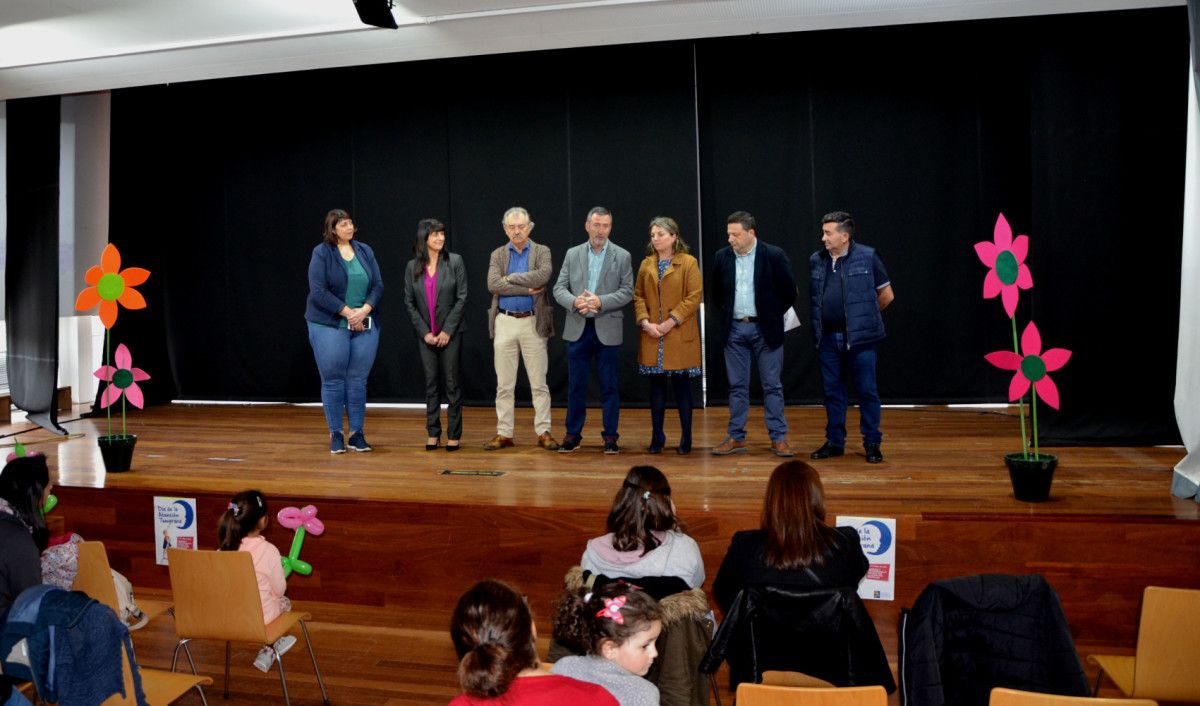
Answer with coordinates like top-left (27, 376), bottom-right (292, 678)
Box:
top-left (819, 331), bottom-right (881, 447)
top-left (724, 320), bottom-right (787, 441)
top-left (565, 320), bottom-right (621, 440)
top-left (307, 322), bottom-right (379, 434)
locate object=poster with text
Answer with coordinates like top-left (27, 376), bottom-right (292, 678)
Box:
top-left (154, 496), bottom-right (198, 565)
top-left (835, 515), bottom-right (896, 601)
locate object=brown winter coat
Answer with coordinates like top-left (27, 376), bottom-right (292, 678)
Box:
top-left (633, 253), bottom-right (703, 370)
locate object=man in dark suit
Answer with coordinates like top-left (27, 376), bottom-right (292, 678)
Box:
top-left (710, 211), bottom-right (799, 457)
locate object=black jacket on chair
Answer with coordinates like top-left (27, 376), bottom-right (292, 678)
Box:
top-left (899, 574), bottom-right (1089, 706)
top-left (700, 584), bottom-right (896, 693)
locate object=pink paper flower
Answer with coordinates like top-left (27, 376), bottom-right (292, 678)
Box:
top-left (974, 213), bottom-right (1033, 319)
top-left (984, 321), bottom-right (1071, 409)
top-left (94, 343), bottom-right (150, 408)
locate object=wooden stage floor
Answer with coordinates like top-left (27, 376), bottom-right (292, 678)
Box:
top-left (9, 403), bottom-right (1199, 705)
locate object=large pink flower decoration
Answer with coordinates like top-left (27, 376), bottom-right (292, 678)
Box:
top-left (984, 321), bottom-right (1071, 409)
top-left (974, 213), bottom-right (1033, 318)
top-left (94, 343), bottom-right (150, 408)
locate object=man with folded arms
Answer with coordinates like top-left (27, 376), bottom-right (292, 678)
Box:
top-left (484, 207), bottom-right (560, 451)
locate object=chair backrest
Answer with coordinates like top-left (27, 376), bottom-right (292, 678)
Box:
top-left (100, 646), bottom-right (141, 706)
top-left (736, 684), bottom-right (887, 706)
top-left (74, 541), bottom-right (121, 614)
top-left (167, 548), bottom-right (267, 643)
top-left (1132, 586), bottom-right (1200, 701)
top-left (989, 687), bottom-right (1158, 706)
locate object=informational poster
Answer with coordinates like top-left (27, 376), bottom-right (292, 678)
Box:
top-left (154, 496), bottom-right (198, 565)
top-left (835, 515), bottom-right (896, 601)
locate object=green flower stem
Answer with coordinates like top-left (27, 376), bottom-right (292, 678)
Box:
top-left (122, 392), bottom-right (126, 437)
top-left (1032, 384), bottom-right (1040, 459)
top-left (1010, 317), bottom-right (1028, 459)
top-left (105, 330), bottom-right (112, 438)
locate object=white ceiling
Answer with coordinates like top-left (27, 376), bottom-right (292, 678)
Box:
top-left (0, 0), bottom-right (1184, 101)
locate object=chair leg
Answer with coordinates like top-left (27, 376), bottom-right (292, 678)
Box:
top-left (301, 619), bottom-right (331, 705)
top-left (224, 641), bottom-right (232, 700)
top-left (276, 653), bottom-right (292, 706)
top-left (170, 640), bottom-right (183, 672)
top-left (1093, 667), bottom-right (1105, 697)
top-left (192, 682), bottom-right (210, 706)
top-left (708, 673), bottom-right (723, 706)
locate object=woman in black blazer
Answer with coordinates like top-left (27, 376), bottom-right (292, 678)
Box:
top-left (712, 460), bottom-right (868, 614)
top-left (403, 218), bottom-right (468, 450)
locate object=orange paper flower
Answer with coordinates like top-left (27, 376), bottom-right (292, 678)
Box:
top-left (74, 244), bottom-right (149, 328)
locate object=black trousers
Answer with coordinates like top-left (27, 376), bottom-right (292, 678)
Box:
top-left (417, 334), bottom-right (463, 440)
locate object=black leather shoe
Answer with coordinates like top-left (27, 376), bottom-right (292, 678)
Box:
top-left (865, 444), bottom-right (883, 464)
top-left (810, 442), bottom-right (845, 460)
top-left (676, 437), bottom-right (692, 455)
top-left (647, 434), bottom-right (666, 454)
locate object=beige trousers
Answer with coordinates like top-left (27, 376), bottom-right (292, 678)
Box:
top-left (493, 313), bottom-right (552, 437)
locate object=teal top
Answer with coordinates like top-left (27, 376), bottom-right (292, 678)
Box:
top-left (338, 256), bottom-right (369, 329)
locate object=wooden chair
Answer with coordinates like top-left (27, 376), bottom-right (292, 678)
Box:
top-left (73, 541), bottom-right (173, 629)
top-left (990, 687), bottom-right (1157, 706)
top-left (102, 646), bottom-right (213, 706)
top-left (1088, 586), bottom-right (1200, 702)
top-left (761, 671), bottom-right (836, 688)
top-left (734, 684), bottom-right (887, 706)
top-left (166, 548), bottom-right (330, 706)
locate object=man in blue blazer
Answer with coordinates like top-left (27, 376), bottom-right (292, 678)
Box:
top-left (553, 207), bottom-right (634, 453)
top-left (710, 211), bottom-right (799, 457)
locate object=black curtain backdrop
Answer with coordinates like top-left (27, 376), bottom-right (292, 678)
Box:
top-left (5, 96), bottom-right (64, 434)
top-left (107, 7), bottom-right (1187, 443)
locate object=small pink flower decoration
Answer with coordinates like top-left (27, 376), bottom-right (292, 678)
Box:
top-left (985, 321), bottom-right (1072, 410)
top-left (974, 213), bottom-right (1033, 319)
top-left (277, 505), bottom-right (325, 535)
top-left (94, 343), bottom-right (150, 409)
top-left (595, 595), bottom-right (627, 624)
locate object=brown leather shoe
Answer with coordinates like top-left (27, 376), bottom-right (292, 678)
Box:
top-left (536, 432), bottom-right (560, 451)
top-left (483, 435), bottom-right (514, 451)
top-left (771, 439), bottom-right (796, 458)
top-left (711, 437), bottom-right (747, 455)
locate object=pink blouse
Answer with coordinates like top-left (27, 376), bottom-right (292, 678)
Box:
top-left (239, 535), bottom-right (288, 624)
top-left (425, 270), bottom-right (439, 335)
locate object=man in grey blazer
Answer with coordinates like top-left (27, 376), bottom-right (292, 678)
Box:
top-left (553, 207), bottom-right (634, 453)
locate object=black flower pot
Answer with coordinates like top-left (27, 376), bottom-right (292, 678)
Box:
top-left (1005, 452), bottom-right (1057, 502)
top-left (98, 434), bottom-right (137, 473)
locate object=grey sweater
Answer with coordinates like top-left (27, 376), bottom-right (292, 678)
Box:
top-left (551, 655), bottom-right (659, 706)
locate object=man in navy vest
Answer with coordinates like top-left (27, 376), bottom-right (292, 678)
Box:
top-left (809, 211), bottom-right (895, 463)
top-left (711, 211), bottom-right (800, 457)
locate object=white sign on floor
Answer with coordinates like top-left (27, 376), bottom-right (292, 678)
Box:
top-left (835, 515), bottom-right (896, 601)
top-left (154, 496), bottom-right (198, 565)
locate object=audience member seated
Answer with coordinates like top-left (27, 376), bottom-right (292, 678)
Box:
top-left (0, 453), bottom-right (53, 706)
top-left (551, 582), bottom-right (663, 706)
top-left (448, 579), bottom-right (617, 706)
top-left (582, 466), bottom-right (704, 590)
top-left (706, 460), bottom-right (894, 691)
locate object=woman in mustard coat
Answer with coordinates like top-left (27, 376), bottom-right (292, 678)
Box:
top-left (633, 217), bottom-right (703, 454)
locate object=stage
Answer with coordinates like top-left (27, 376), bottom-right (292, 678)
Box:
top-left (11, 403), bottom-right (1199, 705)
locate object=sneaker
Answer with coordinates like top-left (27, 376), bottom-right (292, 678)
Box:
top-left (484, 435), bottom-right (515, 451)
top-left (712, 437), bottom-right (747, 455)
top-left (603, 438), bottom-right (620, 455)
top-left (558, 435), bottom-right (581, 453)
top-left (536, 432), bottom-right (560, 451)
top-left (330, 432), bottom-right (345, 455)
top-left (273, 634), bottom-right (297, 658)
top-left (253, 646), bottom-right (274, 673)
top-left (347, 431), bottom-right (372, 452)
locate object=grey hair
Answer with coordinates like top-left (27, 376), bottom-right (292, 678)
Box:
top-left (586, 206), bottom-right (611, 221)
top-left (502, 207), bottom-right (534, 230)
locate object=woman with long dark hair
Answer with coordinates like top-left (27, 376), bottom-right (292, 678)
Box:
top-left (711, 460), bottom-right (867, 613)
top-left (305, 208), bottom-right (384, 454)
top-left (449, 579), bottom-right (616, 705)
top-left (402, 218), bottom-right (468, 451)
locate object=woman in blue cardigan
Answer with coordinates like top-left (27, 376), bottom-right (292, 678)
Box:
top-left (305, 209), bottom-right (384, 454)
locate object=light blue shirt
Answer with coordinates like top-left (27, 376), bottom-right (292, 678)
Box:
top-left (732, 241), bottom-right (757, 319)
top-left (498, 241), bottom-right (534, 312)
top-left (585, 240), bottom-right (608, 317)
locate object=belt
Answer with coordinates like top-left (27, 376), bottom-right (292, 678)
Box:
top-left (735, 316), bottom-right (757, 323)
top-left (500, 309), bottom-right (533, 318)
